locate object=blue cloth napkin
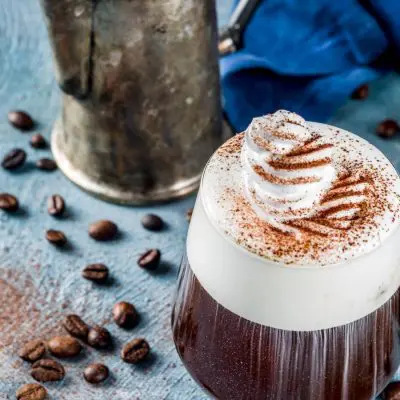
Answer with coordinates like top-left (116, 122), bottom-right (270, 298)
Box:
top-left (221, 0), bottom-right (400, 132)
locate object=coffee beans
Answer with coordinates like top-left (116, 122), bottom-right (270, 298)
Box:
top-left (88, 326), bottom-right (112, 348)
top-left (186, 208), bottom-right (193, 222)
top-left (84, 363), bottom-right (110, 384)
top-left (377, 119), bottom-right (400, 138)
top-left (30, 133), bottom-right (47, 149)
top-left (141, 214), bottom-right (164, 231)
top-left (113, 301), bottom-right (138, 328)
top-left (382, 382), bottom-right (400, 399)
top-left (89, 220), bottom-right (118, 241)
top-left (31, 359), bottom-right (65, 382)
top-left (8, 110), bottom-right (34, 131)
top-left (36, 158), bottom-right (58, 171)
top-left (2, 148), bottom-right (26, 170)
top-left (121, 338), bottom-right (150, 364)
top-left (45, 229), bottom-right (67, 247)
top-left (0, 193), bottom-right (19, 212)
top-left (63, 314), bottom-right (89, 340)
top-left (18, 340), bottom-right (46, 362)
top-left (48, 335), bottom-right (82, 358)
top-left (82, 263), bottom-right (109, 282)
top-left (351, 84), bottom-right (369, 100)
top-left (138, 249), bottom-right (161, 270)
top-left (47, 194), bottom-right (65, 217)
top-left (16, 383), bottom-right (47, 400)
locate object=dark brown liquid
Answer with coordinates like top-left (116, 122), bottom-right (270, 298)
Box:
top-left (172, 256), bottom-right (400, 400)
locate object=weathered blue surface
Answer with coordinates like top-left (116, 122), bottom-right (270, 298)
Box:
top-left (0, 0), bottom-right (399, 399)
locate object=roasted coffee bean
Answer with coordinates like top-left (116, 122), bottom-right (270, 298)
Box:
top-left (87, 326), bottom-right (112, 348)
top-left (351, 84), bottom-right (369, 100)
top-left (48, 335), bottom-right (82, 358)
top-left (2, 148), bottom-right (26, 170)
top-left (63, 314), bottom-right (89, 340)
top-left (382, 382), bottom-right (400, 400)
top-left (138, 249), bottom-right (161, 270)
top-left (16, 383), bottom-right (47, 400)
top-left (186, 208), bottom-right (193, 222)
top-left (113, 301), bottom-right (138, 328)
top-left (8, 110), bottom-right (34, 131)
top-left (121, 338), bottom-right (150, 364)
top-left (89, 220), bottom-right (118, 241)
top-left (36, 158), bottom-right (57, 171)
top-left (18, 340), bottom-right (46, 362)
top-left (82, 263), bottom-right (109, 282)
top-left (84, 363), bottom-right (110, 384)
top-left (47, 194), bottom-right (65, 217)
top-left (30, 133), bottom-right (47, 149)
top-left (0, 193), bottom-right (19, 212)
top-left (141, 214), bottom-right (164, 231)
top-left (377, 119), bottom-right (400, 138)
top-left (31, 359), bottom-right (65, 382)
top-left (45, 230), bottom-right (67, 247)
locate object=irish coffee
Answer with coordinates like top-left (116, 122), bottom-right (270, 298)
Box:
top-left (172, 111), bottom-right (400, 399)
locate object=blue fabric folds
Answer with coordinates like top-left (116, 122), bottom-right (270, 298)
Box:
top-left (221, 0), bottom-right (400, 132)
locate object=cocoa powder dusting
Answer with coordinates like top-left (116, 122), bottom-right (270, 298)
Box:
top-left (228, 163), bottom-right (391, 264)
top-left (0, 272), bottom-right (40, 349)
top-left (217, 135), bottom-right (243, 157)
top-left (253, 165), bottom-right (321, 185)
top-left (0, 269), bottom-right (63, 350)
top-left (268, 157), bottom-right (332, 170)
top-left (207, 127), bottom-right (399, 265)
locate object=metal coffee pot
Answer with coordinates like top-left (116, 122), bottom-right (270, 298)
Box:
top-left (40, 0), bottom-right (223, 204)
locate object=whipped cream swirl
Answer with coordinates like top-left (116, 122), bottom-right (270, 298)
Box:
top-left (242, 110), bottom-right (336, 231)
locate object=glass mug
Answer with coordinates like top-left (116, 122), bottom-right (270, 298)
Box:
top-left (171, 116), bottom-right (400, 400)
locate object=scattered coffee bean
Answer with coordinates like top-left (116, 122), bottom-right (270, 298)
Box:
top-left (45, 229), bottom-right (67, 247)
top-left (8, 110), bottom-right (34, 131)
top-left (377, 119), bottom-right (400, 138)
top-left (16, 383), bottom-right (47, 400)
top-left (87, 326), bottom-right (112, 348)
top-left (113, 301), bottom-right (138, 328)
top-left (121, 338), bottom-right (150, 364)
top-left (382, 382), bottom-right (400, 400)
top-left (84, 363), bottom-right (110, 384)
top-left (141, 214), bottom-right (164, 231)
top-left (48, 335), bottom-right (82, 358)
top-left (36, 158), bottom-right (57, 171)
top-left (30, 133), bottom-right (47, 149)
top-left (138, 249), bottom-right (161, 270)
top-left (31, 359), bottom-right (65, 382)
top-left (82, 263), bottom-right (109, 282)
top-left (351, 84), bottom-right (369, 100)
top-left (186, 208), bottom-right (193, 222)
top-left (47, 194), bottom-right (65, 217)
top-left (1, 148), bottom-right (26, 170)
top-left (0, 193), bottom-right (19, 212)
top-left (89, 220), bottom-right (118, 241)
top-left (63, 314), bottom-right (89, 340)
top-left (18, 340), bottom-right (46, 363)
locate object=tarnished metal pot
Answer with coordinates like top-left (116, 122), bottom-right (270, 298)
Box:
top-left (40, 0), bottom-right (223, 204)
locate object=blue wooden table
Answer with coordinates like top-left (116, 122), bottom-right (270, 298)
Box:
top-left (0, 1), bottom-right (399, 399)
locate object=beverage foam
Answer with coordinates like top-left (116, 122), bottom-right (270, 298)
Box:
top-left (185, 115), bottom-right (400, 330)
top-left (202, 113), bottom-right (400, 265)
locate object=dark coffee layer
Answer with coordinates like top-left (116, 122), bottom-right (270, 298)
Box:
top-left (172, 256), bottom-right (400, 400)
